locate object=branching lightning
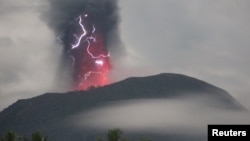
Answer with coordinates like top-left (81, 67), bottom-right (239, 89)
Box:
top-left (71, 16), bottom-right (87, 49)
top-left (47, 0), bottom-right (120, 91)
top-left (67, 13), bottom-right (112, 90)
top-left (86, 39), bottom-right (111, 59)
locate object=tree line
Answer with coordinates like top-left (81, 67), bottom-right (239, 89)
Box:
top-left (0, 129), bottom-right (152, 141)
top-left (0, 131), bottom-right (46, 141)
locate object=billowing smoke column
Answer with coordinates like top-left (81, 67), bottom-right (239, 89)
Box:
top-left (43, 0), bottom-right (121, 90)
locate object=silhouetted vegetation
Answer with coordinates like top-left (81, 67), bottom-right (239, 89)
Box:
top-left (97, 128), bottom-right (152, 141)
top-left (0, 131), bottom-right (21, 141)
top-left (107, 129), bottom-right (122, 141)
top-left (31, 132), bottom-right (47, 141)
top-left (0, 131), bottom-right (46, 141)
top-left (0, 129), bottom-right (152, 141)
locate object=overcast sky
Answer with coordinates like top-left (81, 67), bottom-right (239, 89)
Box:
top-left (0, 0), bottom-right (63, 110)
top-left (0, 0), bottom-right (249, 110)
top-left (117, 0), bottom-right (250, 108)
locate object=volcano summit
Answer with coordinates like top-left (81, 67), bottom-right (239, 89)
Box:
top-left (0, 73), bottom-right (246, 141)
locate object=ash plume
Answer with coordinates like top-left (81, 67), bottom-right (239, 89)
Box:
top-left (43, 0), bottom-right (119, 39)
top-left (41, 0), bottom-right (123, 90)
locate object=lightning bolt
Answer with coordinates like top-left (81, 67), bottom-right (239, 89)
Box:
top-left (56, 36), bottom-right (63, 43)
top-left (83, 71), bottom-right (102, 80)
top-left (70, 14), bottom-right (111, 88)
top-left (72, 15), bottom-right (110, 59)
top-left (70, 55), bottom-right (75, 66)
top-left (86, 39), bottom-right (110, 59)
top-left (71, 16), bottom-right (87, 49)
top-left (92, 24), bottom-right (96, 33)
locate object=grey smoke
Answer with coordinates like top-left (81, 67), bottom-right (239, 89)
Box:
top-left (40, 0), bottom-right (124, 87)
top-left (41, 0), bottom-right (124, 57)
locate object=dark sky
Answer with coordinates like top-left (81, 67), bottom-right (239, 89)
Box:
top-left (0, 0), bottom-right (250, 110)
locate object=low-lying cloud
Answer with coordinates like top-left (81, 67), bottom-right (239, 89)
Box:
top-left (70, 95), bottom-right (250, 139)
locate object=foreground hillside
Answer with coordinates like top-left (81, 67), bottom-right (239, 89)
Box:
top-left (0, 73), bottom-right (245, 141)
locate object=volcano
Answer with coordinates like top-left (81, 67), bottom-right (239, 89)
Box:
top-left (0, 73), bottom-right (246, 141)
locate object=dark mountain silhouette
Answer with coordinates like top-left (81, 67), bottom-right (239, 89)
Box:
top-left (0, 73), bottom-right (245, 141)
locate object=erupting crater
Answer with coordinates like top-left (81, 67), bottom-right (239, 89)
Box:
top-left (66, 13), bottom-right (112, 90)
